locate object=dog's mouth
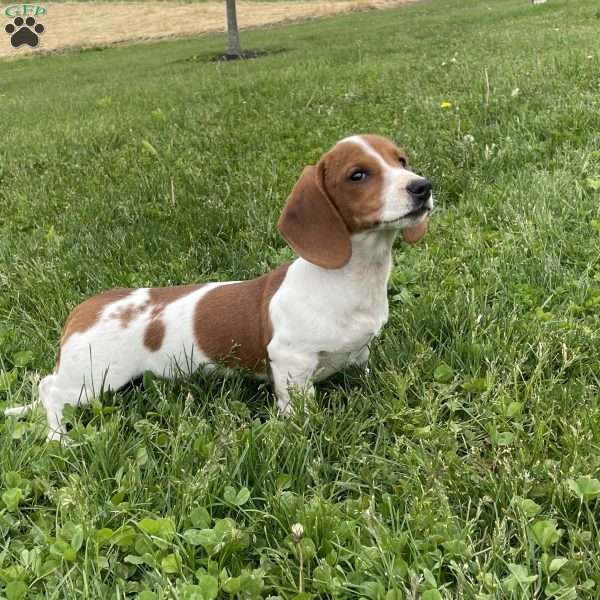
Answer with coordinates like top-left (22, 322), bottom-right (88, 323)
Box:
top-left (379, 205), bottom-right (431, 227)
top-left (401, 205), bottom-right (431, 220)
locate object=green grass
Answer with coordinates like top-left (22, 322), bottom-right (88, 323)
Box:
top-left (1, 0), bottom-right (600, 597)
top-left (37, 0), bottom-right (341, 3)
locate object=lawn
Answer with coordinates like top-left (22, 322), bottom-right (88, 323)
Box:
top-left (0, 1), bottom-right (415, 59)
top-left (1, 0), bottom-right (600, 597)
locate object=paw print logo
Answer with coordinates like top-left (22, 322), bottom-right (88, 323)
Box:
top-left (5, 16), bottom-right (44, 48)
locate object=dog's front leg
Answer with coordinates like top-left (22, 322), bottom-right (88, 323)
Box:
top-left (351, 345), bottom-right (370, 374)
top-left (269, 351), bottom-right (317, 416)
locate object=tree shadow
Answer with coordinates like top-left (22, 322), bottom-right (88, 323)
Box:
top-left (174, 47), bottom-right (288, 64)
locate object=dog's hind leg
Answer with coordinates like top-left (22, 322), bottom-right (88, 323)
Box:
top-left (37, 374), bottom-right (68, 441)
top-left (4, 376), bottom-right (44, 417)
top-left (5, 374), bottom-right (92, 442)
top-left (3, 374), bottom-right (71, 442)
top-left (40, 374), bottom-right (103, 442)
top-left (42, 363), bottom-right (137, 442)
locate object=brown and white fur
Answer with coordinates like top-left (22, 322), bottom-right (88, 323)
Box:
top-left (5, 134), bottom-right (433, 441)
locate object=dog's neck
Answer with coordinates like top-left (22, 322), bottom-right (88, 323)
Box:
top-left (329, 229), bottom-right (398, 292)
top-left (320, 229), bottom-right (398, 316)
top-left (293, 229), bottom-right (398, 295)
top-left (347, 229), bottom-right (398, 270)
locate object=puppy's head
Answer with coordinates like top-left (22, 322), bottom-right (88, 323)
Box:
top-left (278, 134), bottom-right (433, 269)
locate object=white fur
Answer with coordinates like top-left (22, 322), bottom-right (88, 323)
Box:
top-left (268, 230), bottom-right (397, 413)
top-left (38, 284), bottom-right (227, 440)
top-left (5, 135), bottom-right (432, 439)
top-left (266, 135), bottom-right (433, 413)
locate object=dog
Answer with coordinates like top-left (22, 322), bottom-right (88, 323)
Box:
top-left (5, 134), bottom-right (433, 441)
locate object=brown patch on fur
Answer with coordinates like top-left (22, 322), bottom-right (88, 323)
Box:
top-left (61, 288), bottom-right (133, 350)
top-left (144, 319), bottom-right (166, 351)
top-left (148, 284), bottom-right (204, 319)
top-left (361, 134), bottom-right (408, 168)
top-left (148, 284), bottom-right (203, 306)
top-left (58, 284), bottom-right (204, 367)
top-left (320, 140), bottom-right (387, 231)
top-left (150, 305), bottom-right (163, 320)
top-left (112, 300), bottom-right (151, 328)
top-left (142, 284), bottom-right (204, 351)
top-left (193, 263), bottom-right (290, 372)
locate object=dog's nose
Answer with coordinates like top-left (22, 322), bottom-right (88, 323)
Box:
top-left (407, 178), bottom-right (432, 203)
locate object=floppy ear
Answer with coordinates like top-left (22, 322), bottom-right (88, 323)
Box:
top-left (278, 165), bottom-right (351, 269)
top-left (401, 218), bottom-right (429, 244)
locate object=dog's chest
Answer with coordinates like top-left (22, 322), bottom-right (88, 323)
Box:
top-left (312, 286), bottom-right (387, 380)
top-left (334, 283), bottom-right (388, 347)
top-left (269, 249), bottom-right (394, 376)
top-left (300, 256), bottom-right (390, 349)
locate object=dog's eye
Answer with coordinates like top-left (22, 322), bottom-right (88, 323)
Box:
top-left (398, 156), bottom-right (407, 167)
top-left (349, 170), bottom-right (368, 182)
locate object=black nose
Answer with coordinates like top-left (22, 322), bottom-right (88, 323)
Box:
top-left (407, 178), bottom-right (432, 203)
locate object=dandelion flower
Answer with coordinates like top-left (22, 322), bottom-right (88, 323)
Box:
top-left (440, 101), bottom-right (453, 109)
top-left (291, 523), bottom-right (304, 543)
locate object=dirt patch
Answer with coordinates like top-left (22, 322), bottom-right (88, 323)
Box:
top-left (0, 0), bottom-right (421, 59)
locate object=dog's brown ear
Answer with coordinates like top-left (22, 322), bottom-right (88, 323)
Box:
top-left (401, 218), bottom-right (429, 244)
top-left (278, 166), bottom-right (351, 269)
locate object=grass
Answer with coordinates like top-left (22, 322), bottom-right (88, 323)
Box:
top-left (1, 0), bottom-right (600, 597)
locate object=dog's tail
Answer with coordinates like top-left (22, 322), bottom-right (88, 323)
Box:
top-left (4, 374), bottom-right (56, 417)
top-left (4, 404), bottom-right (35, 417)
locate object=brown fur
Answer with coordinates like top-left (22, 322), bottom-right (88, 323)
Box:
top-left (148, 284), bottom-right (204, 307)
top-left (60, 284), bottom-right (205, 361)
top-left (361, 134), bottom-right (409, 168)
top-left (277, 166), bottom-right (352, 269)
top-left (193, 263), bottom-right (290, 372)
top-left (142, 284), bottom-right (205, 351)
top-left (144, 319), bottom-right (166, 352)
top-left (112, 300), bottom-right (151, 328)
top-left (320, 141), bottom-right (388, 232)
top-left (142, 284), bottom-right (206, 349)
top-left (277, 135), bottom-right (419, 269)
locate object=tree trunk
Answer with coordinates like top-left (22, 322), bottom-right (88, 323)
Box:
top-left (225, 0), bottom-right (242, 57)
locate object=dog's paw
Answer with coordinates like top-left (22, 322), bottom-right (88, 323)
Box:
top-left (5, 16), bottom-right (44, 48)
top-left (46, 428), bottom-right (69, 444)
top-left (277, 399), bottom-right (294, 417)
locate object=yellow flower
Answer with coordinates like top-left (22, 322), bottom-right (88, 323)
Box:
top-left (440, 101), bottom-right (453, 109)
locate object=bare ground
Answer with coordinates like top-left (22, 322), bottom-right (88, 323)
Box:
top-left (1, 0), bottom-right (420, 59)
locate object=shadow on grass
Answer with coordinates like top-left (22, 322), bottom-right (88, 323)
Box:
top-left (176, 47), bottom-right (289, 64)
top-left (67, 368), bottom-right (274, 434)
